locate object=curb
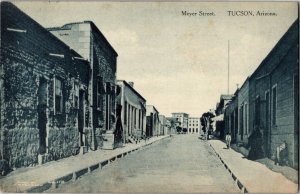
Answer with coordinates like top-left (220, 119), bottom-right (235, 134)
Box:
top-left (25, 135), bottom-right (171, 193)
top-left (208, 142), bottom-right (249, 193)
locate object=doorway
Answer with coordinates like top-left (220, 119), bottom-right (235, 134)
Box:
top-left (37, 78), bottom-right (47, 154)
top-left (78, 90), bottom-right (85, 146)
top-left (294, 74), bottom-right (299, 168)
top-left (264, 91), bottom-right (270, 157)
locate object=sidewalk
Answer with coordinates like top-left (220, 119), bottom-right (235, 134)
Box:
top-left (0, 135), bottom-right (170, 193)
top-left (209, 140), bottom-right (298, 193)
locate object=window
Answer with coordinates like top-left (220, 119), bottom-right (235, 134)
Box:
top-left (139, 109), bottom-right (141, 129)
top-left (244, 103), bottom-right (248, 134)
top-left (265, 90), bottom-right (270, 129)
top-left (272, 86), bottom-right (277, 125)
top-left (239, 105), bottom-right (243, 135)
top-left (105, 82), bottom-right (110, 130)
top-left (97, 81), bottom-right (102, 109)
top-left (141, 111), bottom-right (144, 130)
top-left (255, 96), bottom-right (260, 127)
top-left (133, 108), bottom-right (136, 128)
top-left (74, 82), bottom-right (79, 108)
top-left (105, 94), bottom-right (110, 130)
top-left (55, 78), bottom-right (63, 113)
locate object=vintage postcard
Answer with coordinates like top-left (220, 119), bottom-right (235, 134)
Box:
top-left (0, 1), bottom-right (299, 193)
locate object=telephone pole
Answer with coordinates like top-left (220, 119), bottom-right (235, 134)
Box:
top-left (228, 40), bottom-right (230, 95)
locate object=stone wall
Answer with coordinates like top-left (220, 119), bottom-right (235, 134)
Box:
top-left (1, 2), bottom-right (90, 171)
top-left (91, 30), bottom-right (117, 149)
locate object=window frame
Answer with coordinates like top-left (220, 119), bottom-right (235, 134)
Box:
top-left (54, 77), bottom-right (63, 114)
top-left (271, 84), bottom-right (277, 126)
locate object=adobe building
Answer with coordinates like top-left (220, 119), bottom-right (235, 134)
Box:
top-left (117, 80), bottom-right (146, 143)
top-left (215, 95), bottom-right (234, 116)
top-left (159, 115), bottom-right (170, 135)
top-left (48, 21), bottom-right (118, 150)
top-left (237, 78), bottom-right (250, 145)
top-left (214, 95), bottom-right (234, 139)
top-left (224, 89), bottom-right (239, 143)
top-left (248, 19), bottom-right (298, 168)
top-left (0, 2), bottom-right (90, 171)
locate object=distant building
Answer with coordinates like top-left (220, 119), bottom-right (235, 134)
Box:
top-left (188, 117), bottom-right (201, 134)
top-left (159, 115), bottom-right (170, 135)
top-left (165, 119), bottom-right (172, 135)
top-left (166, 117), bottom-right (180, 134)
top-left (171, 112), bottom-right (189, 132)
top-left (146, 105), bottom-right (160, 137)
top-left (213, 94), bottom-right (234, 138)
top-left (237, 78), bottom-right (250, 144)
top-left (117, 80), bottom-right (146, 142)
top-left (224, 90), bottom-right (239, 143)
top-left (216, 95), bottom-right (234, 116)
top-left (48, 20), bottom-right (118, 150)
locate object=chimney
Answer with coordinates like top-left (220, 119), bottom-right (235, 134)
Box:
top-left (128, 82), bottom-right (134, 88)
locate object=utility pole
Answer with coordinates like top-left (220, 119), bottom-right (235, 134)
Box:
top-left (228, 40), bottom-right (230, 95)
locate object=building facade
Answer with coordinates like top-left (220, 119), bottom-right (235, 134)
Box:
top-left (248, 20), bottom-right (298, 167)
top-left (237, 78), bottom-right (250, 145)
top-left (48, 21), bottom-right (118, 150)
top-left (188, 117), bottom-right (201, 134)
top-left (215, 95), bottom-right (234, 116)
top-left (0, 2), bottom-right (90, 170)
top-left (224, 90), bottom-right (239, 143)
top-left (166, 117), bottom-right (180, 135)
top-left (159, 115), bottom-right (170, 135)
top-left (224, 19), bottom-right (298, 168)
top-left (146, 105), bottom-right (160, 137)
top-left (171, 112), bottom-right (189, 132)
top-left (117, 80), bottom-right (146, 143)
top-left (214, 95), bottom-right (234, 138)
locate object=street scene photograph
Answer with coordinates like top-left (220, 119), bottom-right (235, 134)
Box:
top-left (0, 1), bottom-right (299, 193)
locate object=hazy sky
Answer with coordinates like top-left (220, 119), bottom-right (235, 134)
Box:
top-left (14, 1), bottom-right (298, 117)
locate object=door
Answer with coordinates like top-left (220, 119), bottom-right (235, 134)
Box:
top-left (294, 74), bottom-right (299, 168)
top-left (37, 78), bottom-right (47, 154)
top-left (240, 106), bottom-right (244, 141)
top-left (265, 91), bottom-right (270, 157)
top-left (78, 90), bottom-right (85, 146)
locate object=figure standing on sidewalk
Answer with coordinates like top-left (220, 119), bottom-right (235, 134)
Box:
top-left (247, 127), bottom-right (264, 160)
top-left (225, 132), bottom-right (232, 149)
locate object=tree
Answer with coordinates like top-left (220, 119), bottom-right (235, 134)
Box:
top-left (200, 112), bottom-right (215, 139)
top-left (176, 126), bottom-right (182, 133)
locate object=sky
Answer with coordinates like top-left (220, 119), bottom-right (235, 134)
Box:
top-left (14, 1), bottom-right (298, 117)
